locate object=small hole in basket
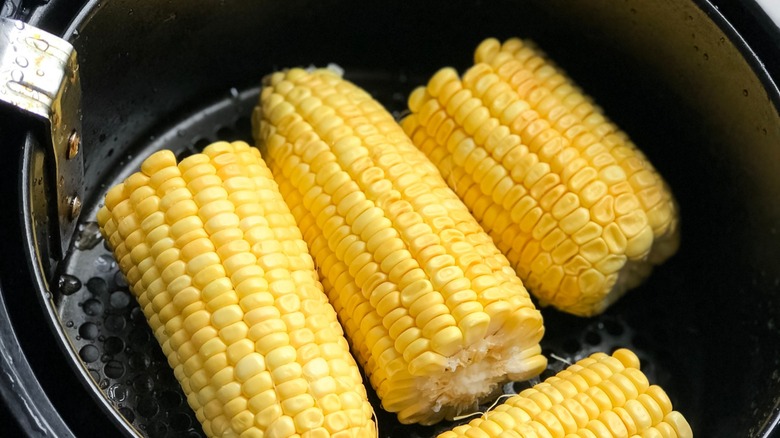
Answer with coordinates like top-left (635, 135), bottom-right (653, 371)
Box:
top-left (136, 395), bottom-right (159, 418)
top-left (132, 374), bottom-right (154, 394)
top-left (103, 336), bottom-right (125, 355)
top-left (170, 412), bottom-right (193, 431)
top-left (78, 322), bottom-right (99, 340)
top-left (104, 314), bottom-right (126, 332)
top-left (145, 420), bottom-right (166, 435)
top-left (86, 277), bottom-right (108, 295)
top-left (513, 380), bottom-right (533, 393)
top-left (603, 318), bottom-right (625, 336)
top-left (128, 326), bottom-right (151, 347)
top-left (192, 137), bottom-right (213, 151)
top-left (633, 333), bottom-right (650, 350)
top-left (216, 125), bottom-right (237, 141)
top-left (79, 344), bottom-right (99, 363)
top-left (104, 360), bottom-right (125, 379)
top-left (159, 390), bottom-right (183, 409)
top-left (562, 338), bottom-right (581, 354)
top-left (539, 368), bottom-right (556, 380)
top-left (585, 330), bottom-right (602, 345)
top-left (109, 290), bottom-right (131, 309)
top-left (235, 115), bottom-right (252, 139)
top-left (128, 352), bottom-right (151, 370)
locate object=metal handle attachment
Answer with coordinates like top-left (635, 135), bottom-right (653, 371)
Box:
top-left (1, 17), bottom-right (83, 259)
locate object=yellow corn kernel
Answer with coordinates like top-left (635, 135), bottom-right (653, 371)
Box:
top-left (404, 39), bottom-right (679, 316)
top-left (437, 349), bottom-right (691, 438)
top-left (97, 142), bottom-right (376, 437)
top-left (255, 67), bottom-right (546, 425)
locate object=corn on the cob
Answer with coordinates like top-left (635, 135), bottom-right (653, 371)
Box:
top-left (438, 349), bottom-right (692, 438)
top-left (96, 141), bottom-right (376, 438)
top-left (254, 68), bottom-right (547, 425)
top-left (401, 38), bottom-right (679, 316)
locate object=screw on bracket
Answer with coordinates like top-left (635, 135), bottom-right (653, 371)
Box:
top-left (68, 195), bottom-right (82, 220)
top-left (67, 130), bottom-right (80, 159)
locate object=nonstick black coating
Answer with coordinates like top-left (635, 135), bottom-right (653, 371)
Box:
top-left (23, 0), bottom-right (780, 436)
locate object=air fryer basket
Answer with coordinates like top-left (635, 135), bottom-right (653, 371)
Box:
top-left (15, 0), bottom-right (780, 436)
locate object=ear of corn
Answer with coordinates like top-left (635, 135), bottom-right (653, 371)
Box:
top-left (254, 68), bottom-right (547, 425)
top-left (97, 141), bottom-right (376, 438)
top-left (437, 349), bottom-right (693, 438)
top-left (401, 38), bottom-right (679, 316)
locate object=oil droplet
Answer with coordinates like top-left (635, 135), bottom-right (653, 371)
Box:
top-left (65, 320), bottom-right (74, 328)
top-left (58, 274), bottom-right (82, 295)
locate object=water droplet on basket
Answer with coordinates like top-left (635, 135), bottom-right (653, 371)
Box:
top-left (95, 254), bottom-right (116, 272)
top-left (36, 69), bottom-right (45, 77)
top-left (108, 384), bottom-right (128, 402)
top-left (75, 222), bottom-right (103, 250)
top-left (65, 320), bottom-right (74, 328)
top-left (103, 336), bottom-right (125, 355)
top-left (10, 70), bottom-right (23, 82)
top-left (29, 37), bottom-right (49, 52)
top-left (58, 274), bottom-right (82, 295)
top-left (15, 56), bottom-right (28, 67)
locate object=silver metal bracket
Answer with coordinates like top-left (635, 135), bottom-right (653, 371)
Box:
top-left (1, 18), bottom-right (83, 259)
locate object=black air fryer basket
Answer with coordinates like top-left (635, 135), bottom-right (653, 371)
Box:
top-left (1, 1), bottom-right (779, 437)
